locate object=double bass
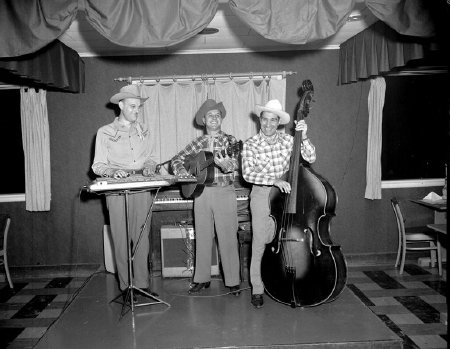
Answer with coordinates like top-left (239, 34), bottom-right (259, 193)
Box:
top-left (261, 80), bottom-right (347, 307)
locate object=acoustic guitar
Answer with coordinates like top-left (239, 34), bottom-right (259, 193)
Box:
top-left (181, 139), bottom-right (242, 199)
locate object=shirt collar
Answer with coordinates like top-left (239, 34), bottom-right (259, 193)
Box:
top-left (112, 117), bottom-right (145, 140)
top-left (204, 130), bottom-right (224, 140)
top-left (257, 130), bottom-right (280, 145)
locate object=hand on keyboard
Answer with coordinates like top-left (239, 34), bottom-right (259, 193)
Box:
top-left (113, 170), bottom-right (130, 179)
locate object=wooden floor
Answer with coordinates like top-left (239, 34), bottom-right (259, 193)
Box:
top-left (0, 263), bottom-right (447, 349)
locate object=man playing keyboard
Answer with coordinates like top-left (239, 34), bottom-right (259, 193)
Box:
top-left (92, 84), bottom-right (158, 301)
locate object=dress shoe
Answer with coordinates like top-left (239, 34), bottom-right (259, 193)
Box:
top-left (188, 282), bottom-right (211, 294)
top-left (228, 285), bottom-right (241, 296)
top-left (251, 294), bottom-right (264, 308)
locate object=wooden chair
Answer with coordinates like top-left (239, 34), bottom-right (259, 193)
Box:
top-left (0, 214), bottom-right (13, 288)
top-left (390, 198), bottom-right (442, 275)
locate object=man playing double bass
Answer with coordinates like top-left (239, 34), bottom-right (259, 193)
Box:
top-left (241, 99), bottom-right (316, 308)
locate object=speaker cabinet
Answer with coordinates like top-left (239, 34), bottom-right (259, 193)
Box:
top-left (160, 225), bottom-right (219, 278)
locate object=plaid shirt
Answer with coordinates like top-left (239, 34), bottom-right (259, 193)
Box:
top-left (242, 131), bottom-right (316, 186)
top-left (171, 131), bottom-right (238, 185)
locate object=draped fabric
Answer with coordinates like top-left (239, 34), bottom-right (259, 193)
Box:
top-left (365, 77), bottom-right (386, 200)
top-left (0, 0), bottom-right (78, 58)
top-left (229, 0), bottom-right (355, 44)
top-left (139, 78), bottom-right (285, 174)
top-left (84, 0), bottom-right (219, 48)
top-left (338, 20), bottom-right (426, 85)
top-left (0, 40), bottom-right (85, 93)
top-left (0, 0), bottom-right (218, 57)
top-left (366, 0), bottom-right (436, 37)
top-left (0, 0), bottom-right (438, 58)
top-left (0, 1), bottom-right (440, 92)
top-left (20, 88), bottom-right (51, 211)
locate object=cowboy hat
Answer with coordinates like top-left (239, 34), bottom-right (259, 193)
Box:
top-left (195, 99), bottom-right (227, 126)
top-left (110, 84), bottom-right (148, 104)
top-left (255, 99), bottom-right (290, 125)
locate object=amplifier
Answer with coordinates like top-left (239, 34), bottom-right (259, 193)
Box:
top-left (160, 225), bottom-right (219, 278)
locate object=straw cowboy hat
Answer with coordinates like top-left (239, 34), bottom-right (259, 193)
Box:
top-left (110, 84), bottom-right (148, 104)
top-left (195, 99), bottom-right (227, 126)
top-left (255, 99), bottom-right (290, 125)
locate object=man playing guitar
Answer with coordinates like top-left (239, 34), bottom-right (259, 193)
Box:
top-left (171, 99), bottom-right (241, 296)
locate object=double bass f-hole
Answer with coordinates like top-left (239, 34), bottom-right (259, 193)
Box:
top-left (304, 227), bottom-right (321, 257)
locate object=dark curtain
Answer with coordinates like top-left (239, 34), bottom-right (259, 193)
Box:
top-left (338, 21), bottom-right (426, 85)
top-left (0, 40), bottom-right (85, 93)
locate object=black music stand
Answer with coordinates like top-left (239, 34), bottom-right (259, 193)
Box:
top-left (109, 188), bottom-right (171, 317)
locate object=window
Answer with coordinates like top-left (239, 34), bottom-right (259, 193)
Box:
top-left (0, 87), bottom-right (25, 197)
top-left (381, 74), bottom-right (448, 183)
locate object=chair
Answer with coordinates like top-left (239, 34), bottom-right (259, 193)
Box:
top-left (390, 198), bottom-right (442, 275)
top-left (0, 214), bottom-right (13, 288)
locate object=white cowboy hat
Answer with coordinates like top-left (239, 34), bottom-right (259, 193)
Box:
top-left (255, 99), bottom-right (290, 125)
top-left (110, 84), bottom-right (148, 104)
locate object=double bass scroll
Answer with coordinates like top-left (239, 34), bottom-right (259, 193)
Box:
top-left (261, 80), bottom-right (347, 308)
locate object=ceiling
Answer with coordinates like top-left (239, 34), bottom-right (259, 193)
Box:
top-left (59, 2), bottom-right (379, 57)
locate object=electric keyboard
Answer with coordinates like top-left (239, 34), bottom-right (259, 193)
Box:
top-left (153, 186), bottom-right (250, 212)
top-left (86, 174), bottom-right (196, 192)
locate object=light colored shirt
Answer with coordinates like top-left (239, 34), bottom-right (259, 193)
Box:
top-left (92, 117), bottom-right (157, 177)
top-left (171, 131), bottom-right (239, 185)
top-left (242, 131), bottom-right (316, 185)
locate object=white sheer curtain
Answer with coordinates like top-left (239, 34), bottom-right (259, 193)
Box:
top-left (20, 88), bottom-right (51, 211)
top-left (365, 77), bottom-right (386, 200)
top-left (140, 77), bottom-right (286, 173)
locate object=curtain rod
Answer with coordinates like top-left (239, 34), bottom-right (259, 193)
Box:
top-left (114, 71), bottom-right (296, 85)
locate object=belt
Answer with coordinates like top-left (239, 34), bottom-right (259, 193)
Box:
top-left (205, 181), bottom-right (233, 187)
top-left (253, 184), bottom-right (272, 188)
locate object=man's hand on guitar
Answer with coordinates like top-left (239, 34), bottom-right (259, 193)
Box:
top-left (214, 152), bottom-right (233, 173)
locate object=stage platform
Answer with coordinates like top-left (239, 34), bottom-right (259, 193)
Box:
top-left (35, 272), bottom-right (402, 349)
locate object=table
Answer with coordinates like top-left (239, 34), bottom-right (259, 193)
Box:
top-left (427, 223), bottom-right (447, 234)
top-left (410, 199), bottom-right (447, 224)
top-left (411, 199), bottom-right (447, 267)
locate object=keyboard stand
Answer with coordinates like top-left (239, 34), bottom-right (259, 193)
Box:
top-left (110, 188), bottom-right (171, 317)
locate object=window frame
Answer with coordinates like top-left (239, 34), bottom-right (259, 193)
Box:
top-left (0, 84), bottom-right (25, 203)
top-left (380, 74), bottom-right (447, 190)
top-left (382, 178), bottom-right (445, 189)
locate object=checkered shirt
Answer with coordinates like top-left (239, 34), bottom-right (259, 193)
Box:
top-left (242, 131), bottom-right (316, 185)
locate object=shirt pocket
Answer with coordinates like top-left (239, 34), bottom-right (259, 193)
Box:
top-left (107, 134), bottom-right (121, 143)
